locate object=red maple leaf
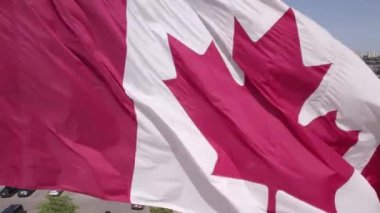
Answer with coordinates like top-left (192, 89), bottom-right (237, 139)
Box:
top-left (165, 10), bottom-right (360, 212)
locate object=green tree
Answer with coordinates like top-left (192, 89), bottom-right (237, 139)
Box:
top-left (150, 207), bottom-right (173, 213)
top-left (38, 195), bottom-right (78, 213)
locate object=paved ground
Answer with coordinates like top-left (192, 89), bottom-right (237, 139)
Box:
top-left (0, 189), bottom-right (149, 213)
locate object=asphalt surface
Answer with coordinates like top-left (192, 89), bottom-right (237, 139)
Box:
top-left (0, 189), bottom-right (149, 213)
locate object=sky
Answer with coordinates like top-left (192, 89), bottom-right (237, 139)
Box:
top-left (284, 0), bottom-right (380, 53)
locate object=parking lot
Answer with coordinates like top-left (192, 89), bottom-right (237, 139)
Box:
top-left (0, 188), bottom-right (149, 213)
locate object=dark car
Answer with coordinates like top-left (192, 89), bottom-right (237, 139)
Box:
top-left (0, 187), bottom-right (18, 198)
top-left (17, 189), bottom-right (35, 198)
top-left (131, 204), bottom-right (144, 210)
top-left (1, 204), bottom-right (26, 213)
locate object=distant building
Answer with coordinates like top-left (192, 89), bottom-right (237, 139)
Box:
top-left (362, 51), bottom-right (379, 59)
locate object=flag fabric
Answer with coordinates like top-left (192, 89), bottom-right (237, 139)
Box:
top-left (0, 0), bottom-right (379, 212)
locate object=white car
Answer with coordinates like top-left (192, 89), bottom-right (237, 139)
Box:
top-left (48, 190), bottom-right (63, 196)
top-left (17, 189), bottom-right (35, 197)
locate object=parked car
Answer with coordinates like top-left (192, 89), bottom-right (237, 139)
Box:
top-left (1, 204), bottom-right (26, 213)
top-left (47, 190), bottom-right (63, 196)
top-left (17, 189), bottom-right (35, 198)
top-left (0, 187), bottom-right (18, 198)
top-left (131, 204), bottom-right (144, 210)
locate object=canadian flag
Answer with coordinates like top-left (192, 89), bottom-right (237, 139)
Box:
top-left (0, 0), bottom-right (379, 212)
